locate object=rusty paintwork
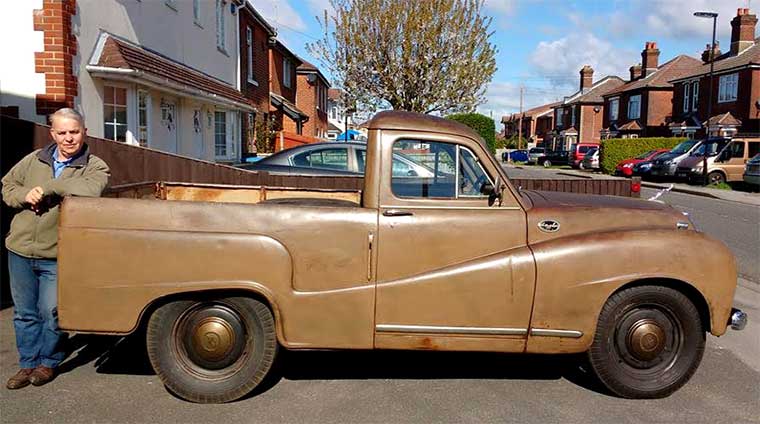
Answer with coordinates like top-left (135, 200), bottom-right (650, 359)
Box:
top-left (58, 110), bottom-right (739, 355)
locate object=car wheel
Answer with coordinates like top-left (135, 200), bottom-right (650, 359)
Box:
top-left (587, 285), bottom-right (704, 399)
top-left (579, 162), bottom-right (586, 170)
top-left (708, 171), bottom-right (725, 185)
top-left (146, 296), bottom-right (278, 403)
top-left (543, 160), bottom-right (552, 168)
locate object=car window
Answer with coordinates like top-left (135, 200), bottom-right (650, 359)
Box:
top-left (749, 142), bottom-right (760, 158)
top-left (730, 142), bottom-right (744, 159)
top-left (579, 145), bottom-right (591, 154)
top-left (355, 149), bottom-right (366, 173)
top-left (459, 147), bottom-right (492, 197)
top-left (391, 140), bottom-right (458, 198)
top-left (671, 140), bottom-right (698, 154)
top-left (292, 148), bottom-right (349, 170)
top-left (357, 148), bottom-right (436, 177)
top-left (585, 148), bottom-right (598, 156)
top-left (529, 148), bottom-right (544, 154)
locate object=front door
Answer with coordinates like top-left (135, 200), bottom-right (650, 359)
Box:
top-left (374, 135), bottom-right (535, 352)
top-left (160, 98), bottom-right (178, 153)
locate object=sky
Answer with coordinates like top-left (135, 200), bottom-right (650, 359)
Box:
top-left (249, 0), bottom-right (754, 123)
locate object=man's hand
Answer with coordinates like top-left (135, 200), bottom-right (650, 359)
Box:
top-left (25, 186), bottom-right (44, 207)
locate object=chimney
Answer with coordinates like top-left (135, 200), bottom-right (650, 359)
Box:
top-left (701, 41), bottom-right (722, 63)
top-left (641, 41), bottom-right (660, 76)
top-left (629, 63), bottom-right (642, 81)
top-left (580, 65), bottom-right (594, 91)
top-left (731, 8), bottom-right (757, 55)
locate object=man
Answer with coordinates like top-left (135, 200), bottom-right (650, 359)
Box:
top-left (2, 108), bottom-right (110, 389)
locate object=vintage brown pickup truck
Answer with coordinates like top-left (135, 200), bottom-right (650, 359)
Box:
top-left (58, 111), bottom-right (746, 403)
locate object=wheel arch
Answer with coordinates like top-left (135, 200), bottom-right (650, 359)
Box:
top-left (608, 277), bottom-right (711, 333)
top-left (135, 288), bottom-right (285, 345)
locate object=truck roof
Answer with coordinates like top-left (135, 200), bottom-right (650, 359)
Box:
top-left (367, 111), bottom-right (484, 146)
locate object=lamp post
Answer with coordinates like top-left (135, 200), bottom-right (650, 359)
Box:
top-left (694, 11), bottom-right (718, 185)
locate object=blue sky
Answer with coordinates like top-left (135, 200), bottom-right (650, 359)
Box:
top-left (250, 0), bottom-right (752, 121)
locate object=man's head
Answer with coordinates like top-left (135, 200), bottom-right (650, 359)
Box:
top-left (49, 108), bottom-right (87, 160)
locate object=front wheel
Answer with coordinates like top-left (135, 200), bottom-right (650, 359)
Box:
top-left (146, 296), bottom-right (278, 403)
top-left (587, 285), bottom-right (705, 399)
top-left (543, 160), bottom-right (552, 168)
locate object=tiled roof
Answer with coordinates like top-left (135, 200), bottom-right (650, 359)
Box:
top-left (562, 76), bottom-right (626, 105)
top-left (297, 59), bottom-right (319, 72)
top-left (501, 101), bottom-right (561, 123)
top-left (91, 33), bottom-right (250, 106)
top-left (295, 58), bottom-right (330, 86)
top-left (270, 91), bottom-right (308, 120)
top-left (707, 112), bottom-right (742, 126)
top-left (618, 120), bottom-right (642, 131)
top-left (670, 40), bottom-right (760, 82)
top-left (605, 55), bottom-right (703, 96)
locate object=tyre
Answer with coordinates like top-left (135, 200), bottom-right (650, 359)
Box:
top-left (543, 160), bottom-right (552, 168)
top-left (708, 171), bottom-right (725, 185)
top-left (587, 285), bottom-right (705, 399)
top-left (146, 296), bottom-right (278, 403)
top-left (579, 162), bottom-right (586, 170)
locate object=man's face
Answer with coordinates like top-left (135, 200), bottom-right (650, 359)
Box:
top-left (50, 117), bottom-right (86, 159)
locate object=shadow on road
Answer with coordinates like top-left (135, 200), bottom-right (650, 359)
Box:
top-left (57, 334), bottom-right (613, 399)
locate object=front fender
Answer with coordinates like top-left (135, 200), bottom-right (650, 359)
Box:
top-left (526, 229), bottom-right (737, 354)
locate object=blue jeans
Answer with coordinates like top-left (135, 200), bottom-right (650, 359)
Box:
top-left (8, 251), bottom-right (65, 369)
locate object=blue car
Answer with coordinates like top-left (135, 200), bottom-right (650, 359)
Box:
top-left (501, 149), bottom-right (529, 162)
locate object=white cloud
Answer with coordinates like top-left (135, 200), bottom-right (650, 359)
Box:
top-left (484, 0), bottom-right (518, 17)
top-left (248, 0), bottom-right (307, 31)
top-left (639, 0), bottom-right (744, 39)
top-left (529, 32), bottom-right (633, 89)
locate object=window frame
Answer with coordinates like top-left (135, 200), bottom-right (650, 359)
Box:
top-left (246, 26), bottom-right (255, 84)
top-left (214, 110), bottom-right (228, 158)
top-left (193, 0), bottom-right (202, 27)
top-left (103, 85), bottom-right (129, 143)
top-left (627, 94), bottom-right (641, 120)
top-left (608, 97), bottom-right (619, 122)
top-left (137, 89), bottom-right (151, 147)
top-left (283, 57), bottom-right (293, 88)
top-left (683, 83), bottom-right (691, 113)
top-left (216, 0), bottom-right (226, 53)
top-left (692, 80), bottom-right (699, 112)
top-left (718, 73), bottom-right (738, 103)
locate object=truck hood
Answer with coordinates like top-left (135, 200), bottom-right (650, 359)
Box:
top-left (677, 155), bottom-right (713, 169)
top-left (521, 190), bottom-right (691, 244)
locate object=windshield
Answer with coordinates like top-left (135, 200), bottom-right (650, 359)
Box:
top-left (529, 148), bottom-right (544, 154)
top-left (585, 148), bottom-right (598, 156)
top-left (671, 140), bottom-right (699, 154)
top-left (691, 140), bottom-right (729, 156)
top-left (635, 150), bottom-right (655, 160)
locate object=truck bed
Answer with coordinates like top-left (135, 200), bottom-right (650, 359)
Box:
top-left (105, 181), bottom-right (362, 205)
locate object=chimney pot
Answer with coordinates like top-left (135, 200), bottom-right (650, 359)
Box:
top-left (579, 65), bottom-right (594, 91)
top-left (642, 41), bottom-right (660, 76)
top-left (731, 8), bottom-right (757, 55)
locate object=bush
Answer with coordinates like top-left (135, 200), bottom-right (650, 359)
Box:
top-left (446, 113), bottom-right (496, 153)
top-left (600, 137), bottom-right (685, 174)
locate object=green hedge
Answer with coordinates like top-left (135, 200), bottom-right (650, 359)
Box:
top-left (600, 137), bottom-right (685, 174)
top-left (446, 113), bottom-right (496, 153)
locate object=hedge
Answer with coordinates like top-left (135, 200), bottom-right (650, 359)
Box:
top-left (600, 137), bottom-right (686, 174)
top-left (446, 113), bottom-right (497, 153)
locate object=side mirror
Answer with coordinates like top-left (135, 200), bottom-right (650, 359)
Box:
top-left (407, 169), bottom-right (418, 177)
top-left (481, 177), bottom-right (502, 206)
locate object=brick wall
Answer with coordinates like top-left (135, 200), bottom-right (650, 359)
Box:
top-left (33, 0), bottom-right (78, 116)
top-left (645, 89), bottom-right (674, 136)
top-left (239, 16), bottom-right (270, 113)
top-left (269, 48), bottom-right (296, 102)
top-left (296, 74), bottom-right (329, 138)
top-left (579, 104), bottom-right (603, 143)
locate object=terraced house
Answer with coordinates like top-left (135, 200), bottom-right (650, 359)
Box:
top-left (669, 8), bottom-right (760, 138)
top-left (601, 42), bottom-right (702, 139)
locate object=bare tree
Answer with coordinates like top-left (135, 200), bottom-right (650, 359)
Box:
top-left (308, 0), bottom-right (497, 115)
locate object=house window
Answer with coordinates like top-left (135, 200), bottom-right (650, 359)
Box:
top-left (628, 94), bottom-right (641, 119)
top-left (556, 109), bottom-right (564, 128)
top-left (137, 90), bottom-right (150, 147)
top-left (216, 0), bottom-right (226, 52)
top-left (193, 0), bottom-right (201, 25)
top-left (692, 81), bottom-right (699, 112)
top-left (215, 111), bottom-right (227, 157)
top-left (103, 85), bottom-right (128, 142)
top-left (718, 73), bottom-right (738, 103)
top-left (283, 58), bottom-right (293, 88)
top-left (683, 83), bottom-right (691, 113)
top-left (570, 106), bottom-right (576, 127)
top-left (246, 27), bottom-right (254, 82)
top-left (609, 98), bottom-right (619, 121)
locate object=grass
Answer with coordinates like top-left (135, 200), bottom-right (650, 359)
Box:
top-left (710, 182), bottom-right (733, 191)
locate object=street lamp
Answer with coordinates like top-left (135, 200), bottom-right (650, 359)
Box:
top-left (694, 11), bottom-right (718, 185)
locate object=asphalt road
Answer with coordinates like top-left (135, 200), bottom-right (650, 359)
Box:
top-left (0, 170), bottom-right (758, 423)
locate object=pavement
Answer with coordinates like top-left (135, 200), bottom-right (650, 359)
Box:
top-left (502, 162), bottom-right (760, 206)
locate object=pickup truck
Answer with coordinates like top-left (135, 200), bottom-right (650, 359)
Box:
top-left (58, 111), bottom-right (746, 403)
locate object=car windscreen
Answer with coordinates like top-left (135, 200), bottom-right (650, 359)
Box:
top-left (529, 148), bottom-right (544, 154)
top-left (691, 140), bottom-right (729, 156)
top-left (585, 148), bottom-right (598, 156)
top-left (670, 139), bottom-right (699, 154)
top-left (635, 150), bottom-right (655, 160)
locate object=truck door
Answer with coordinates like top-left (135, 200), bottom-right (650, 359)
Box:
top-left (373, 133), bottom-right (535, 352)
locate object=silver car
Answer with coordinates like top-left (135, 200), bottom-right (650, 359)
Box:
top-left (240, 142), bottom-right (435, 177)
top-left (743, 153), bottom-right (760, 187)
top-left (580, 147), bottom-right (600, 170)
top-left (526, 147), bottom-right (545, 165)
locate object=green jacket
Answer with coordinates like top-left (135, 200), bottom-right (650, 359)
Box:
top-left (2, 143), bottom-right (110, 259)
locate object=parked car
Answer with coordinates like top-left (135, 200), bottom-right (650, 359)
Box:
top-left (501, 149), bottom-right (529, 162)
top-left (676, 137), bottom-right (760, 184)
top-left (650, 139), bottom-right (706, 178)
top-left (580, 147), bottom-right (600, 170)
top-left (616, 149), bottom-right (671, 177)
top-left (537, 150), bottom-right (571, 167)
top-left (526, 147), bottom-right (545, 164)
top-left (743, 153), bottom-right (760, 188)
top-left (239, 142), bottom-right (436, 178)
top-left (569, 143), bottom-right (600, 168)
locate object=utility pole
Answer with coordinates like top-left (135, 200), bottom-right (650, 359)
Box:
top-left (518, 85), bottom-right (524, 150)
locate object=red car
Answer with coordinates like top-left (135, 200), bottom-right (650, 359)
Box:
top-left (569, 143), bottom-right (599, 168)
top-left (615, 149), bottom-right (671, 176)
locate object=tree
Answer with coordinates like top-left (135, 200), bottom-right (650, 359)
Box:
top-left (308, 0), bottom-right (497, 115)
top-left (447, 113), bottom-right (496, 153)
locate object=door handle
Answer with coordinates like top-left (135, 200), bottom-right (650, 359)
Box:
top-left (383, 209), bottom-right (414, 217)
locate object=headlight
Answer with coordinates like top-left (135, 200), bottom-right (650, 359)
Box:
top-left (623, 163), bottom-right (634, 168)
top-left (639, 163), bottom-right (652, 169)
top-left (693, 166), bottom-right (703, 172)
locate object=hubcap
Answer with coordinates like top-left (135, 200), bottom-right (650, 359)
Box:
top-left (627, 319), bottom-right (666, 361)
top-left (178, 304), bottom-right (247, 371)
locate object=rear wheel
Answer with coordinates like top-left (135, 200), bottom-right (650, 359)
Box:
top-left (708, 171), bottom-right (725, 185)
top-left (543, 159), bottom-right (552, 168)
top-left (146, 296), bottom-right (278, 403)
top-left (588, 285), bottom-right (705, 399)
